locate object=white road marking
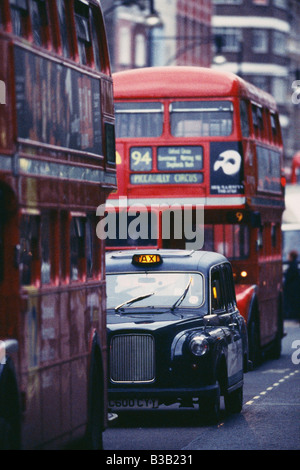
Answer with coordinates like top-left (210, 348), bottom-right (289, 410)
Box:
top-left (245, 370), bottom-right (299, 406)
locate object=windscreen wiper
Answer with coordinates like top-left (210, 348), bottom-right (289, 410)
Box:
top-left (171, 277), bottom-right (192, 311)
top-left (115, 292), bottom-right (155, 312)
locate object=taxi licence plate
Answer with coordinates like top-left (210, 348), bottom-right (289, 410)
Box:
top-left (109, 398), bottom-right (159, 410)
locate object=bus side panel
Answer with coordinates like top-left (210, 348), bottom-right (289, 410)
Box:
top-left (258, 258), bottom-right (282, 346)
top-left (235, 284), bottom-right (257, 324)
top-left (20, 281), bottom-right (106, 449)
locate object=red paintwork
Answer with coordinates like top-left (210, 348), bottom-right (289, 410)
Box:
top-left (0, 0), bottom-right (115, 449)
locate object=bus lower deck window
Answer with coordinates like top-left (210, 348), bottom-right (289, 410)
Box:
top-left (20, 214), bottom-right (39, 286)
top-left (70, 217), bottom-right (85, 281)
top-left (41, 212), bottom-right (51, 284)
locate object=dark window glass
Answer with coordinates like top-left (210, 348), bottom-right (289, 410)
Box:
top-left (240, 100), bottom-right (249, 137)
top-left (222, 264), bottom-right (236, 311)
top-left (0, 192), bottom-right (3, 283)
top-left (30, 0), bottom-right (48, 46)
top-left (56, 0), bottom-right (70, 57)
top-left (207, 224), bottom-right (249, 259)
top-left (70, 217), bottom-right (85, 281)
top-left (86, 215), bottom-right (94, 279)
top-left (20, 215), bottom-right (39, 285)
top-left (211, 270), bottom-right (225, 312)
top-left (60, 212), bottom-right (68, 281)
top-left (75, 0), bottom-right (91, 65)
top-left (41, 212), bottom-right (51, 284)
top-left (105, 122), bottom-right (116, 164)
top-left (10, 0), bottom-right (28, 37)
top-left (90, 7), bottom-right (101, 70)
top-left (115, 102), bottom-right (164, 138)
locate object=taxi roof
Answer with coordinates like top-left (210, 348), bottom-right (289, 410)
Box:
top-left (106, 249), bottom-right (228, 274)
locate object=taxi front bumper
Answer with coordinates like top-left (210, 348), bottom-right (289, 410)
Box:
top-left (108, 383), bottom-right (219, 402)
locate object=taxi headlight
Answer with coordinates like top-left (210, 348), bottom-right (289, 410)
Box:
top-left (189, 334), bottom-right (209, 357)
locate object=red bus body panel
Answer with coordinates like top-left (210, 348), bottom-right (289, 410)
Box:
top-left (0, 0), bottom-right (116, 449)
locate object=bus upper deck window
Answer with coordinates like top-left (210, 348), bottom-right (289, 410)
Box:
top-left (240, 100), bottom-right (249, 137)
top-left (115, 102), bottom-right (164, 138)
top-left (9, 0), bottom-right (29, 37)
top-left (252, 104), bottom-right (263, 139)
top-left (90, 7), bottom-right (101, 70)
top-left (170, 101), bottom-right (233, 137)
top-left (56, 0), bottom-right (70, 57)
top-left (270, 113), bottom-right (278, 143)
top-left (30, 0), bottom-right (49, 47)
top-left (75, 1), bottom-right (92, 66)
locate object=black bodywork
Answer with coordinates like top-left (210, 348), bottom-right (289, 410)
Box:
top-left (106, 249), bottom-right (249, 420)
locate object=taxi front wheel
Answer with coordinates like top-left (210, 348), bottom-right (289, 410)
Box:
top-left (198, 382), bottom-right (221, 424)
top-left (224, 385), bottom-right (243, 414)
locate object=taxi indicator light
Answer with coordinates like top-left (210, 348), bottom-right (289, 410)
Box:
top-left (132, 254), bottom-right (162, 266)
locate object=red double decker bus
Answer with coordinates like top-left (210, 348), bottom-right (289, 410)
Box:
top-left (107, 66), bottom-right (285, 366)
top-left (0, 0), bottom-right (116, 449)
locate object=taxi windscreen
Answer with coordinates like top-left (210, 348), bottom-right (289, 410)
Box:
top-left (106, 272), bottom-right (204, 310)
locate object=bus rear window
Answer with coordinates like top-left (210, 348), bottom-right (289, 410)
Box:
top-left (115, 102), bottom-right (163, 138)
top-left (170, 100), bottom-right (233, 137)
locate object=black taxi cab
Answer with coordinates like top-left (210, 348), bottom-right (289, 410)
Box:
top-left (106, 249), bottom-right (249, 422)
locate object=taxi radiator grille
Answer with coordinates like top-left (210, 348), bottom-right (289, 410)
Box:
top-left (110, 334), bottom-right (155, 383)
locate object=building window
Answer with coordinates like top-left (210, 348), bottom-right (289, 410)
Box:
top-left (250, 75), bottom-right (268, 91)
top-left (135, 33), bottom-right (146, 67)
top-left (119, 26), bottom-right (131, 65)
top-left (252, 29), bottom-right (268, 53)
top-left (213, 28), bottom-right (242, 52)
top-left (273, 0), bottom-right (287, 8)
top-left (271, 77), bottom-right (286, 104)
top-left (272, 31), bottom-right (286, 56)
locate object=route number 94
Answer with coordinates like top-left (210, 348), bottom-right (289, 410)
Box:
top-left (130, 147), bottom-right (152, 171)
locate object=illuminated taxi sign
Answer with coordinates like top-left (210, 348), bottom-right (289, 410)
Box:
top-left (132, 254), bottom-right (162, 266)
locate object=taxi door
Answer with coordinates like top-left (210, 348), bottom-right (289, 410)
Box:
top-left (211, 264), bottom-right (243, 385)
